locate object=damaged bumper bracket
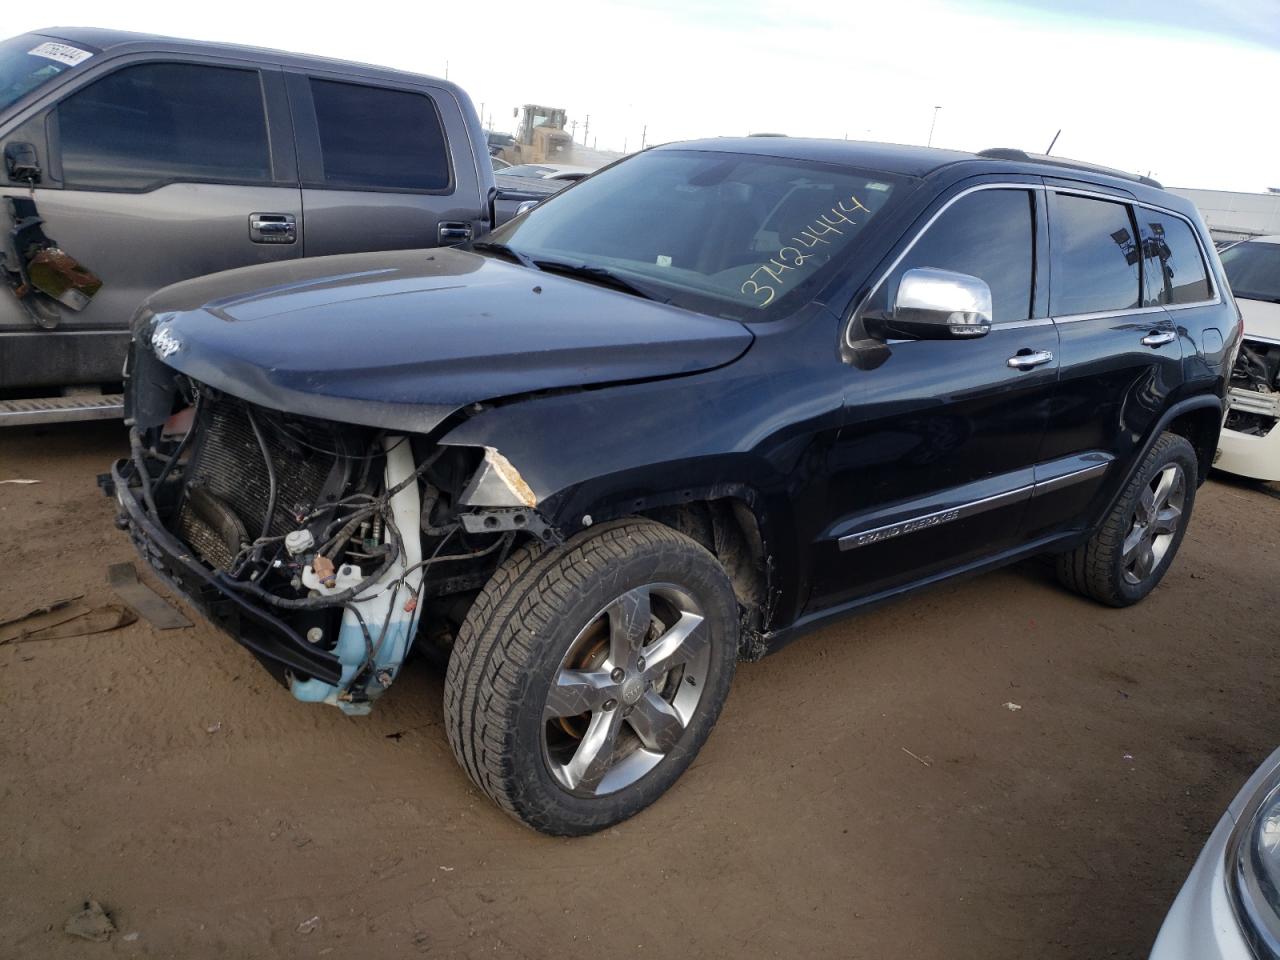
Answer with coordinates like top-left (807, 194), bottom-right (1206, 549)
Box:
top-left (110, 459), bottom-right (344, 686)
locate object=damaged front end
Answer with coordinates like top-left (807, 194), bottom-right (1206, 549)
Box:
top-left (113, 368), bottom-right (554, 715)
top-left (108, 243), bottom-right (753, 713)
top-left (1227, 339), bottom-right (1280, 435)
top-left (1218, 336), bottom-right (1280, 482)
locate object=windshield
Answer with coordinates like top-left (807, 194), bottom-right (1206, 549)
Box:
top-left (1221, 240), bottom-right (1280, 303)
top-left (489, 148), bottom-right (905, 320)
top-left (0, 34), bottom-right (93, 114)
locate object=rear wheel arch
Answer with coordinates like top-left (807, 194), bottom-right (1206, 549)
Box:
top-left (1056, 430), bottom-right (1198, 607)
top-left (1163, 400), bottom-right (1223, 484)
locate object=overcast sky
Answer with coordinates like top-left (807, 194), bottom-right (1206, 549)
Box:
top-left (11, 0), bottom-right (1280, 191)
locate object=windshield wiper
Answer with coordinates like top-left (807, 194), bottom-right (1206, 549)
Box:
top-left (471, 240), bottom-right (540, 271)
top-left (532, 259), bottom-right (668, 303)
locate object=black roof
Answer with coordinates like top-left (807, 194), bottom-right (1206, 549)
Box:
top-left (665, 137), bottom-right (977, 179)
top-left (657, 137), bottom-right (1172, 202)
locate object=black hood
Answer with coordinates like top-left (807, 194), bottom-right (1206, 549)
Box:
top-left (140, 248), bottom-right (753, 433)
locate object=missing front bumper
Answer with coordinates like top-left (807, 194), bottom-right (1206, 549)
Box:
top-left (1217, 388), bottom-right (1280, 482)
top-left (110, 459), bottom-right (344, 686)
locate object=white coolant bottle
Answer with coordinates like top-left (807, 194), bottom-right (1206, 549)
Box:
top-left (291, 436), bottom-right (424, 714)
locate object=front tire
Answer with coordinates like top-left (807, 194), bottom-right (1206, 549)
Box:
top-left (444, 519), bottom-right (740, 836)
top-left (1055, 432), bottom-right (1198, 607)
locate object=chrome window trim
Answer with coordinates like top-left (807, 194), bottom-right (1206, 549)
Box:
top-left (837, 461), bottom-right (1110, 551)
top-left (982, 316), bottom-right (1055, 330)
top-left (1047, 187), bottom-right (1221, 315)
top-left (884, 315), bottom-right (1054, 343)
top-left (844, 181), bottom-right (1040, 349)
top-left (845, 180), bottom-right (1223, 351)
top-left (1050, 304), bottom-right (1168, 325)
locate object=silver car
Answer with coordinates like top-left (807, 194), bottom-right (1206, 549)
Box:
top-left (1151, 746), bottom-right (1280, 957)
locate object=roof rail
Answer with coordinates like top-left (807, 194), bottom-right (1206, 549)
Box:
top-left (976, 147), bottom-right (1164, 190)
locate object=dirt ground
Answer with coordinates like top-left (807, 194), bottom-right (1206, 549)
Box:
top-left (2, 421), bottom-right (1278, 960)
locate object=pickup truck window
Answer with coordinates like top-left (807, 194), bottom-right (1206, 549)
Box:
top-left (490, 149), bottom-right (904, 320)
top-left (58, 62), bottom-right (271, 189)
top-left (0, 34), bottom-right (88, 113)
top-left (308, 79), bottom-right (450, 192)
top-left (1050, 194), bottom-right (1142, 316)
top-left (1140, 214), bottom-right (1211, 306)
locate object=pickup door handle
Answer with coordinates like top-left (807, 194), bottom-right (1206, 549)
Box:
top-left (1007, 349), bottom-right (1054, 370)
top-left (249, 213), bottom-right (297, 244)
top-left (1141, 330), bottom-right (1177, 347)
top-left (438, 221), bottom-right (474, 245)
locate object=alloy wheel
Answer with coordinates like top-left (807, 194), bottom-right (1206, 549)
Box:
top-left (1122, 463), bottom-right (1186, 585)
top-left (542, 583), bottom-right (710, 797)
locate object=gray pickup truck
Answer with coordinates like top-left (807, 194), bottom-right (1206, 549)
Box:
top-left (0, 27), bottom-right (559, 424)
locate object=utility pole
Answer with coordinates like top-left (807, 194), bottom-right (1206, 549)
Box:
top-left (445, 60), bottom-right (449, 80)
top-left (623, 137), bottom-right (628, 153)
top-left (570, 120), bottom-right (578, 140)
top-left (641, 125), bottom-right (647, 150)
top-left (582, 115), bottom-right (590, 147)
top-left (927, 105), bottom-right (941, 147)
top-left (480, 103), bottom-right (485, 131)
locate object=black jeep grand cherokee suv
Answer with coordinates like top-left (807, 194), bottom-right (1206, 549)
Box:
top-left (114, 138), bottom-right (1239, 835)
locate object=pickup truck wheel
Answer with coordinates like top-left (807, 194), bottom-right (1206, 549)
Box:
top-left (1055, 432), bottom-right (1198, 607)
top-left (444, 519), bottom-right (739, 836)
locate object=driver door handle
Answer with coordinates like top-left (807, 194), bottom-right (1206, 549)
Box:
top-left (1007, 349), bottom-right (1054, 370)
top-left (1141, 330), bottom-right (1177, 347)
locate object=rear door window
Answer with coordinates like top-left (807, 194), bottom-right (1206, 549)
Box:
top-left (1049, 194), bottom-right (1141, 316)
top-left (307, 79), bottom-right (450, 191)
top-left (879, 188), bottom-right (1035, 324)
top-left (1139, 213), bottom-right (1212, 305)
top-left (57, 62), bottom-right (271, 189)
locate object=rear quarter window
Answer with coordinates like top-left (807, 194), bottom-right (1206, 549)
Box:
top-left (308, 79), bottom-right (450, 192)
top-left (1140, 213), bottom-right (1212, 306)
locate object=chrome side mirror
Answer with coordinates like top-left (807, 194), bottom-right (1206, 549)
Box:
top-left (887, 267), bottom-right (992, 340)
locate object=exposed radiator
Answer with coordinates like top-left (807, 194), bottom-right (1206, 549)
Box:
top-left (174, 401), bottom-right (338, 569)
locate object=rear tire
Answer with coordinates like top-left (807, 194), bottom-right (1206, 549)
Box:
top-left (1055, 432), bottom-right (1198, 607)
top-left (444, 519), bottom-right (739, 836)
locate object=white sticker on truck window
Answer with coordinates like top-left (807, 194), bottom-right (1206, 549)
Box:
top-left (28, 42), bottom-right (93, 67)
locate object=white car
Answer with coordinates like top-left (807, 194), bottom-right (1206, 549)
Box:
top-left (1216, 236), bottom-right (1280, 481)
top-left (1151, 746), bottom-right (1280, 958)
